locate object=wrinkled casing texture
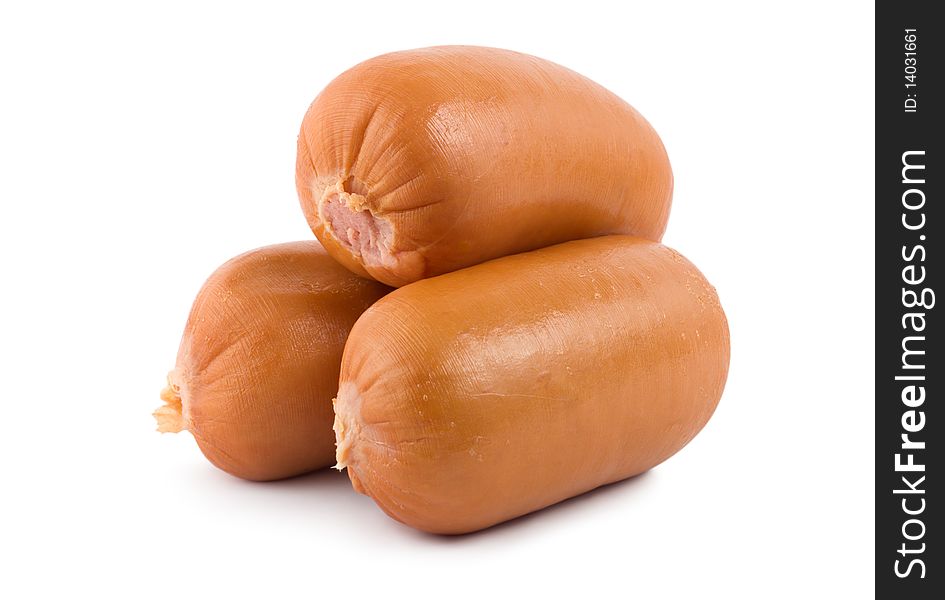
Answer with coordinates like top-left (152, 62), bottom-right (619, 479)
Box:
top-left (335, 236), bottom-right (729, 533)
top-left (296, 46), bottom-right (673, 286)
top-left (173, 241), bottom-right (390, 481)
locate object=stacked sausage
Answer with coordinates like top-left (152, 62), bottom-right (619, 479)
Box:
top-left (156, 46), bottom-right (729, 534)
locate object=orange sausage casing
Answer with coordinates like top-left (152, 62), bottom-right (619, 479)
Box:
top-left (296, 46), bottom-right (673, 287)
top-left (334, 236), bottom-right (729, 533)
top-left (155, 241), bottom-right (390, 481)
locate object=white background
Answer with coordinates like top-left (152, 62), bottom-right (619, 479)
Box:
top-left (0, 1), bottom-right (874, 598)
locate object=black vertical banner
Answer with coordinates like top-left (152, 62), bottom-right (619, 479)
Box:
top-left (876, 1), bottom-right (941, 597)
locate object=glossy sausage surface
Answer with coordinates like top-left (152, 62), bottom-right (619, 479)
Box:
top-left (155, 241), bottom-right (390, 481)
top-left (297, 46), bottom-right (673, 287)
top-left (334, 236), bottom-right (728, 533)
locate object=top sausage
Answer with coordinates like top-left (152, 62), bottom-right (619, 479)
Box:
top-left (296, 46), bottom-right (673, 287)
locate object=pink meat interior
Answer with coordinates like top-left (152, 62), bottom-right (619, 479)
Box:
top-left (322, 193), bottom-right (393, 265)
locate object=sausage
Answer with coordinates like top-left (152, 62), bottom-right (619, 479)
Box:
top-left (154, 241), bottom-right (390, 481)
top-left (333, 236), bottom-right (729, 533)
top-left (296, 46), bottom-right (673, 287)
